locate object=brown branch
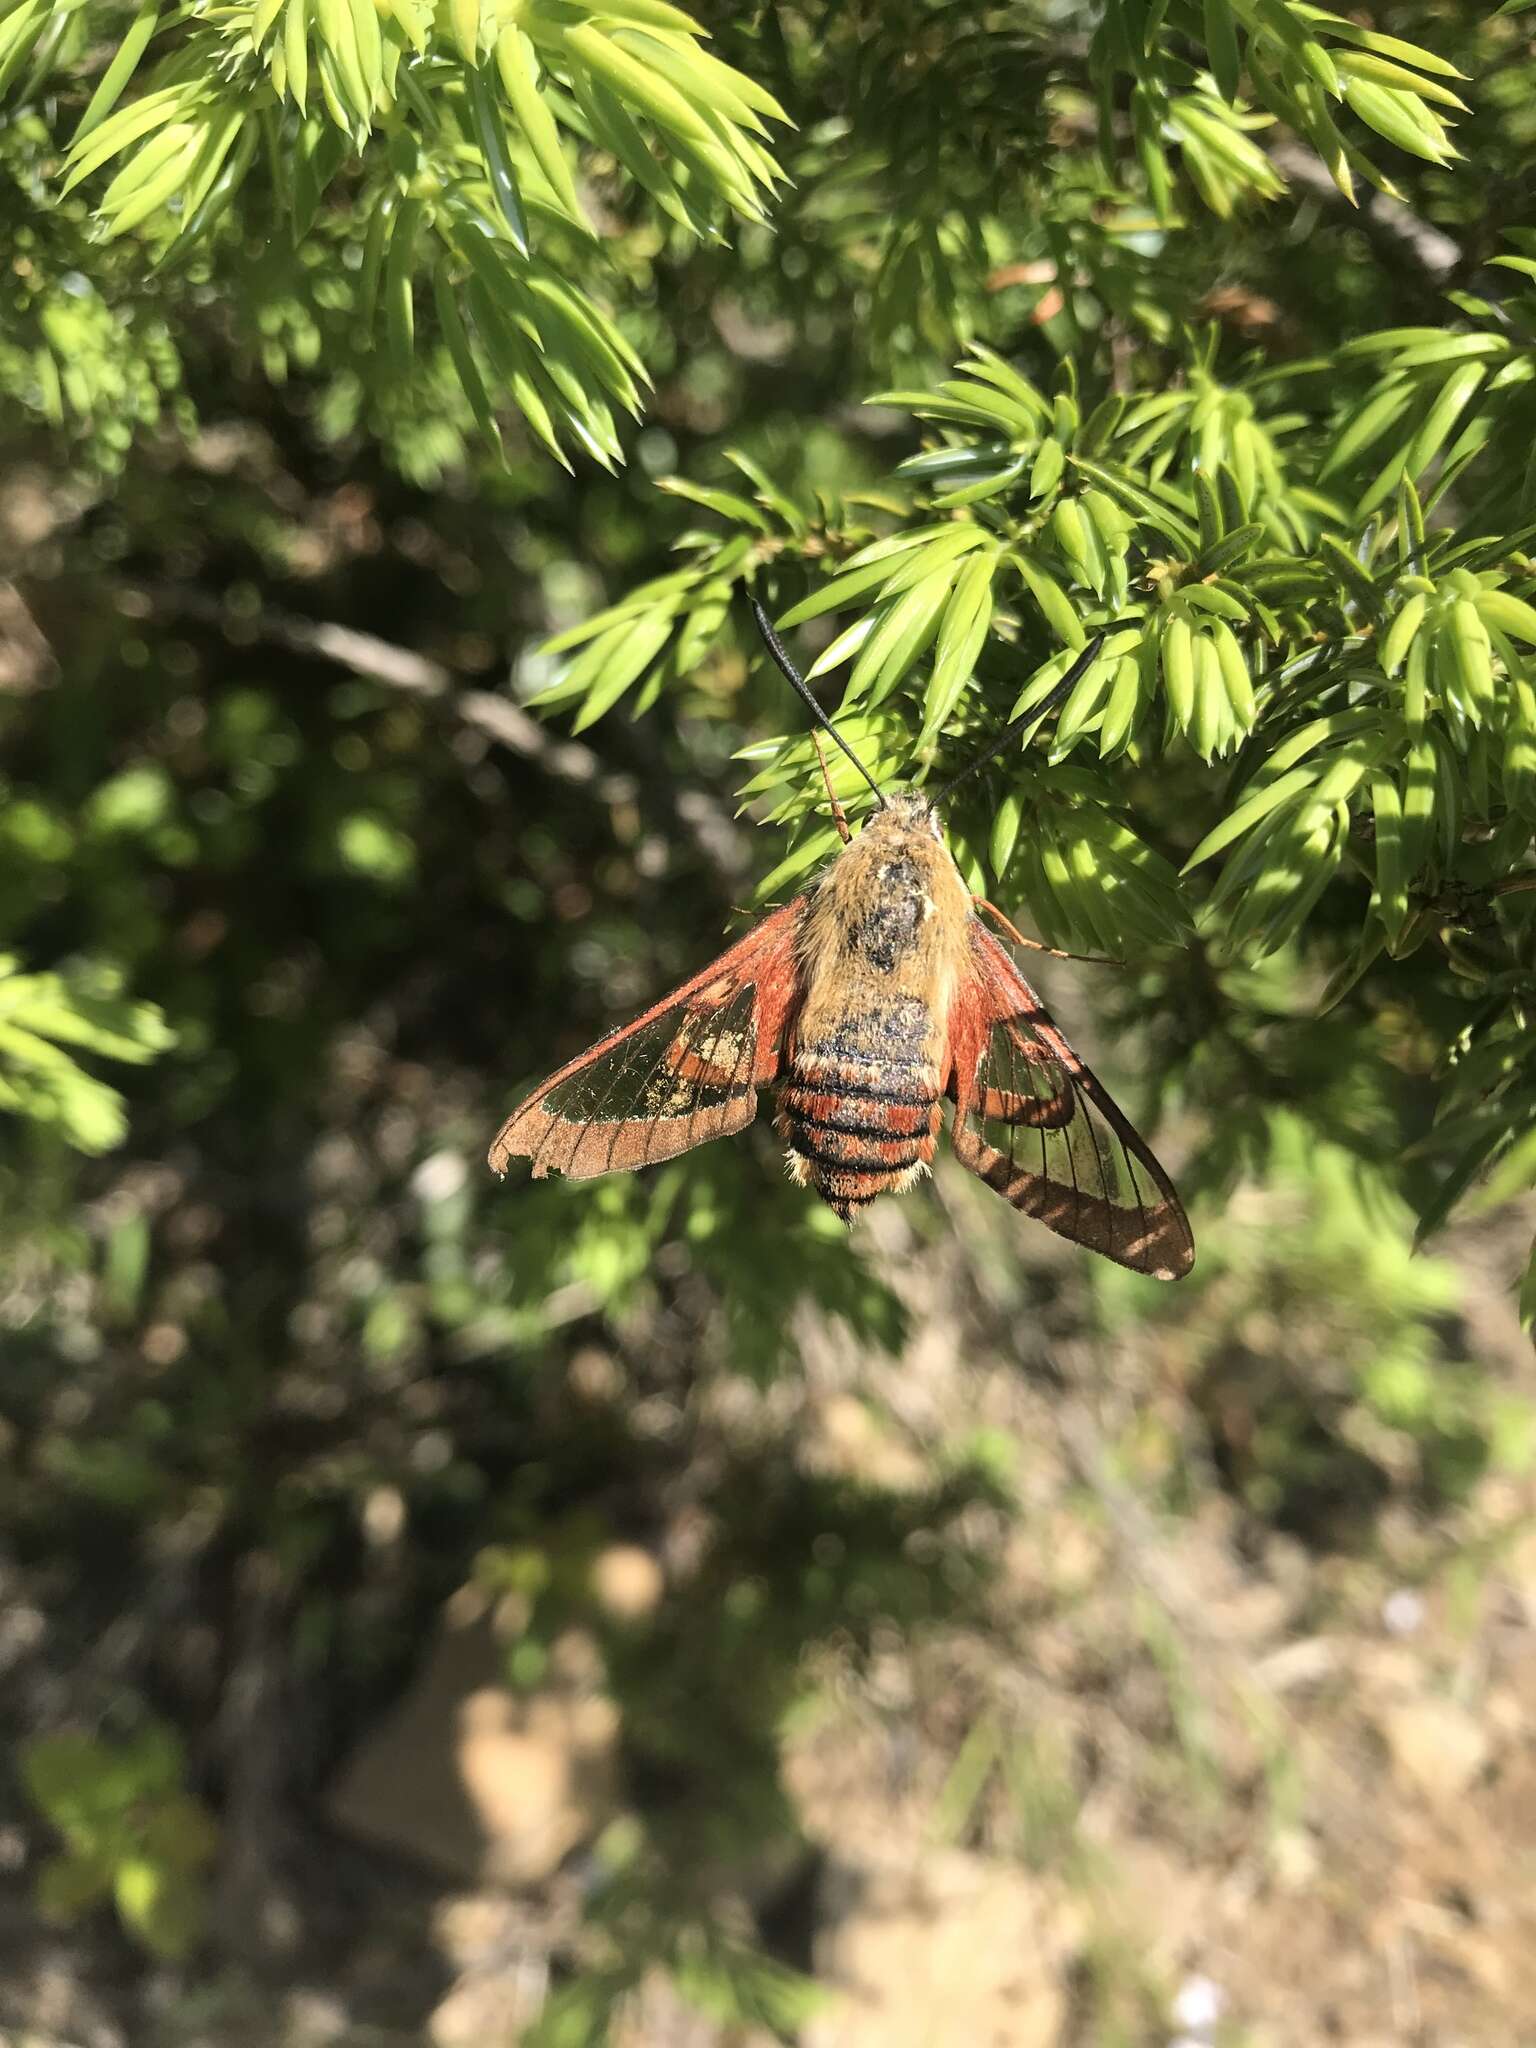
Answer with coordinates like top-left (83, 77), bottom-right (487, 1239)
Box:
top-left (1267, 138), bottom-right (1461, 286)
top-left (130, 577), bottom-right (756, 879)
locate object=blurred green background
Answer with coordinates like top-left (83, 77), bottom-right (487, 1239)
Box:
top-left (4, 2), bottom-right (1536, 2043)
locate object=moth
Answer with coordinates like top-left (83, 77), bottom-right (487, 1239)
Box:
top-left (490, 604), bottom-right (1194, 1280)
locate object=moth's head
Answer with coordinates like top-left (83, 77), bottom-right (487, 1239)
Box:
top-left (855, 791), bottom-right (943, 843)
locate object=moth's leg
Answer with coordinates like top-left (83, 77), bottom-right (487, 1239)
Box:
top-left (972, 894), bottom-right (1121, 968)
top-left (811, 730), bottom-right (852, 846)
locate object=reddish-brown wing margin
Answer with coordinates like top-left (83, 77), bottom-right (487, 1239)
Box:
top-left (489, 900), bottom-right (806, 1181)
top-left (946, 923), bottom-right (1194, 1279)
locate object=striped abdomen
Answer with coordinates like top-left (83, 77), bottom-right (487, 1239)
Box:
top-left (776, 1028), bottom-right (943, 1223)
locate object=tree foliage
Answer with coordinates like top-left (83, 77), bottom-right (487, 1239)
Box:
top-left (9, 1), bottom-right (1532, 1302)
top-left (6, 0), bottom-right (788, 471)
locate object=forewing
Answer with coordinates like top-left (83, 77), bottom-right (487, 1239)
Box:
top-left (947, 925), bottom-right (1194, 1279)
top-left (489, 901), bottom-right (804, 1181)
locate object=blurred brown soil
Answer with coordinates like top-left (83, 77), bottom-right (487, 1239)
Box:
top-left (4, 1177), bottom-right (1534, 2048)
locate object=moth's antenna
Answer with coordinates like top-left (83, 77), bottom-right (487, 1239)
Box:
top-left (931, 629), bottom-right (1115, 805)
top-left (750, 597), bottom-right (889, 811)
